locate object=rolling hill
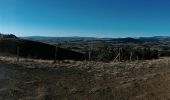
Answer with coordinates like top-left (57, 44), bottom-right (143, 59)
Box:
top-left (0, 34), bottom-right (85, 60)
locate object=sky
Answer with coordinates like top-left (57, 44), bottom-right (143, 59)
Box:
top-left (0, 0), bottom-right (170, 37)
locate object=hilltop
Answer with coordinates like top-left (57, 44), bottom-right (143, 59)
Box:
top-left (0, 33), bottom-right (17, 39)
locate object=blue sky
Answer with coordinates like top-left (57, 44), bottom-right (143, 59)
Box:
top-left (0, 0), bottom-right (170, 37)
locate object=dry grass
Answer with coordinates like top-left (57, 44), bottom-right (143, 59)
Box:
top-left (1, 56), bottom-right (170, 100)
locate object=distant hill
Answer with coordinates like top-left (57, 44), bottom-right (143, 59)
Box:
top-left (0, 33), bottom-right (17, 39)
top-left (21, 36), bottom-right (170, 42)
top-left (21, 36), bottom-right (98, 41)
top-left (111, 37), bottom-right (142, 43)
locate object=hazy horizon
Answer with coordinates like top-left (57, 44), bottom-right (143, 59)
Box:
top-left (1, 32), bottom-right (170, 39)
top-left (18, 34), bottom-right (170, 39)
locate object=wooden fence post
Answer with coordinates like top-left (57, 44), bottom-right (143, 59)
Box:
top-left (130, 52), bottom-right (132, 61)
top-left (17, 46), bottom-right (20, 62)
top-left (113, 48), bottom-right (121, 62)
top-left (119, 48), bottom-right (121, 62)
top-left (113, 53), bottom-right (120, 62)
top-left (54, 46), bottom-right (58, 63)
top-left (88, 43), bottom-right (93, 61)
top-left (88, 50), bottom-right (91, 61)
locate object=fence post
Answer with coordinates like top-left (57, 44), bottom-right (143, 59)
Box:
top-left (119, 48), bottom-right (121, 62)
top-left (88, 50), bottom-right (91, 61)
top-left (17, 46), bottom-right (20, 62)
top-left (113, 53), bottom-right (120, 62)
top-left (54, 46), bottom-right (58, 63)
top-left (88, 45), bottom-right (91, 61)
top-left (130, 52), bottom-right (132, 61)
top-left (88, 43), bottom-right (93, 61)
top-left (113, 48), bottom-right (121, 62)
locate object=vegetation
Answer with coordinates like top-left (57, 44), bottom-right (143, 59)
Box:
top-left (85, 46), bottom-right (159, 62)
top-left (1, 56), bottom-right (170, 100)
top-left (0, 34), bottom-right (160, 62)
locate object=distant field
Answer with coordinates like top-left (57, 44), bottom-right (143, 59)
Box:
top-left (38, 37), bottom-right (170, 58)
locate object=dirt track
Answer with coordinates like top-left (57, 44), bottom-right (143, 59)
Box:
top-left (1, 58), bottom-right (170, 100)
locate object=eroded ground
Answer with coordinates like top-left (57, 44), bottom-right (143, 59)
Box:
top-left (1, 57), bottom-right (170, 100)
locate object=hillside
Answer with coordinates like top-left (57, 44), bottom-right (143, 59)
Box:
top-left (0, 34), bottom-right (84, 60)
top-left (21, 35), bottom-right (170, 61)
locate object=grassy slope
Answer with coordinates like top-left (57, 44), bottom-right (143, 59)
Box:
top-left (0, 39), bottom-right (84, 60)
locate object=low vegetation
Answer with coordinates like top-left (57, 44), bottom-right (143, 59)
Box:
top-left (85, 46), bottom-right (159, 61)
top-left (1, 56), bottom-right (170, 99)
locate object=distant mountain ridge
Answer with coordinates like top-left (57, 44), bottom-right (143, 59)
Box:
top-left (21, 36), bottom-right (170, 42)
top-left (21, 36), bottom-right (98, 41)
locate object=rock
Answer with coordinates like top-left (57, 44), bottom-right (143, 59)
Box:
top-left (117, 83), bottom-right (133, 89)
top-left (89, 87), bottom-right (100, 94)
top-left (69, 88), bottom-right (77, 94)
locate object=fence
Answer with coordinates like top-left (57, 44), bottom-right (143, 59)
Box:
top-left (85, 46), bottom-right (159, 62)
top-left (13, 45), bottom-right (159, 63)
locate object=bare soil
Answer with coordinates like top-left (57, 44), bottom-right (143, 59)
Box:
top-left (1, 57), bottom-right (170, 100)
